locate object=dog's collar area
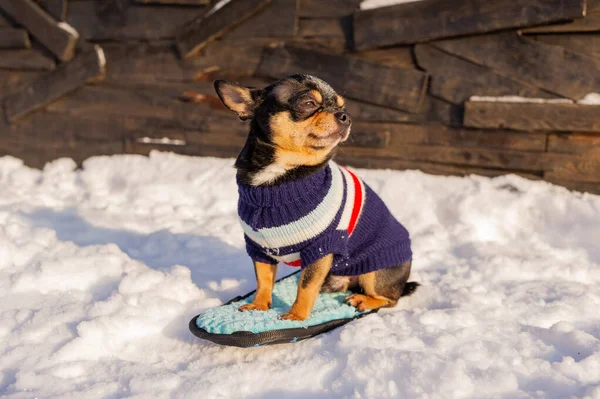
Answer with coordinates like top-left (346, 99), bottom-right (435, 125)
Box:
top-left (237, 163), bottom-right (333, 207)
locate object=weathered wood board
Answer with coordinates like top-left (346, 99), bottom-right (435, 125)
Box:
top-left (225, 0), bottom-right (298, 39)
top-left (298, 0), bottom-right (361, 18)
top-left (67, 1), bottom-right (205, 41)
top-left (176, 0), bottom-right (272, 58)
top-left (135, 0), bottom-right (210, 4)
top-left (522, 9), bottom-right (600, 33)
top-left (0, 49), bottom-right (55, 71)
top-left (0, 0), bottom-right (78, 61)
top-left (3, 46), bottom-right (106, 122)
top-left (255, 44), bottom-right (428, 113)
top-left (547, 133), bottom-right (600, 153)
top-left (36, 0), bottom-right (66, 21)
top-left (545, 148), bottom-right (600, 183)
top-left (433, 31), bottom-right (600, 100)
top-left (464, 101), bottom-right (600, 133)
top-left (354, 47), bottom-right (416, 69)
top-left (353, 0), bottom-right (586, 50)
top-left (414, 44), bottom-right (557, 104)
top-left (0, 28), bottom-right (30, 49)
top-left (531, 34), bottom-right (600, 60)
top-left (350, 123), bottom-right (548, 152)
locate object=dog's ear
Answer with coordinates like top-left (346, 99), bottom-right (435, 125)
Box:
top-left (214, 80), bottom-right (263, 121)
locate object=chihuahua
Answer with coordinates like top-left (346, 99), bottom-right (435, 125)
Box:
top-left (215, 74), bottom-right (418, 321)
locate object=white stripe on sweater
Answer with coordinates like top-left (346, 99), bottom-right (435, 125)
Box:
top-left (240, 162), bottom-right (344, 249)
top-left (337, 167), bottom-right (355, 231)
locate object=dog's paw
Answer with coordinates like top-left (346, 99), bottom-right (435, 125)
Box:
top-left (279, 311), bottom-right (307, 321)
top-left (344, 294), bottom-right (374, 312)
top-left (238, 303), bottom-right (269, 312)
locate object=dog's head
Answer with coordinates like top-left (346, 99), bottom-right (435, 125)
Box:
top-left (214, 74), bottom-right (351, 169)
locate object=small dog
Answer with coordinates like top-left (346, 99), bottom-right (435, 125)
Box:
top-left (214, 74), bottom-right (418, 321)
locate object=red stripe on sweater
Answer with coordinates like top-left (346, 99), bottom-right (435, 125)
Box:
top-left (285, 260), bottom-right (302, 267)
top-left (346, 168), bottom-right (363, 236)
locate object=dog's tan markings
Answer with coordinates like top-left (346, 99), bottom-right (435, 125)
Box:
top-left (344, 272), bottom-right (396, 311)
top-left (336, 95), bottom-right (345, 108)
top-left (239, 262), bottom-right (277, 312)
top-left (280, 254), bottom-right (333, 321)
top-left (310, 89), bottom-right (323, 104)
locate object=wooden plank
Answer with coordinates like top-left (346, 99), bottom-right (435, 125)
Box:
top-left (298, 0), bottom-right (360, 18)
top-left (67, 1), bottom-right (204, 41)
top-left (548, 133), bottom-right (600, 153)
top-left (255, 44), bottom-right (428, 113)
top-left (0, 49), bottom-right (55, 71)
top-left (334, 153), bottom-right (542, 180)
top-left (339, 144), bottom-right (552, 172)
top-left (433, 31), bottom-right (600, 100)
top-left (414, 44), bottom-right (558, 105)
top-left (0, 0), bottom-right (78, 62)
top-left (532, 34), bottom-right (600, 60)
top-left (0, 70), bottom-right (41, 99)
top-left (3, 46), bottom-right (106, 122)
top-left (354, 47), bottom-right (415, 69)
top-left (176, 0), bottom-right (272, 59)
top-left (36, 0), bottom-right (66, 21)
top-left (135, 0), bottom-right (210, 4)
top-left (522, 9), bottom-right (600, 33)
top-left (296, 16), bottom-right (354, 53)
top-left (350, 123), bottom-right (548, 152)
top-left (353, 0), bottom-right (586, 50)
top-left (225, 0), bottom-right (298, 38)
top-left (545, 148), bottom-right (600, 183)
top-left (465, 101), bottom-right (600, 133)
top-left (0, 28), bottom-right (30, 49)
top-left (543, 177), bottom-right (600, 194)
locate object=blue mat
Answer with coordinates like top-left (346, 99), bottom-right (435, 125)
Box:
top-left (189, 272), bottom-right (376, 347)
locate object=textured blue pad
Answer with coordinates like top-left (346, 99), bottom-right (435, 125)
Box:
top-left (195, 273), bottom-right (365, 335)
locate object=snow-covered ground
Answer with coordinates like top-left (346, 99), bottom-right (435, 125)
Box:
top-left (1, 152), bottom-right (600, 399)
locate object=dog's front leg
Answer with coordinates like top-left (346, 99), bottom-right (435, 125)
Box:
top-left (280, 254), bottom-right (333, 321)
top-left (239, 261), bottom-right (277, 311)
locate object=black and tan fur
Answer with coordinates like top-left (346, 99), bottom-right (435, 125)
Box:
top-left (215, 74), bottom-right (418, 321)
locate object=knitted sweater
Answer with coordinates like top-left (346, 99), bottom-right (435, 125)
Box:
top-left (237, 162), bottom-right (412, 276)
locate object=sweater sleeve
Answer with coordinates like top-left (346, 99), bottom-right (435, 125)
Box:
top-left (301, 229), bottom-right (349, 268)
top-left (244, 234), bottom-right (278, 265)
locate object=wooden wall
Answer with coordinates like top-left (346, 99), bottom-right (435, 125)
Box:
top-left (1, 0), bottom-right (599, 195)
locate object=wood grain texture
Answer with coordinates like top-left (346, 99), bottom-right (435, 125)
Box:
top-left (0, 0), bottom-right (78, 61)
top-left (176, 0), bottom-right (272, 58)
top-left (465, 101), bottom-right (600, 133)
top-left (532, 34), bottom-right (600, 60)
top-left (67, 1), bottom-right (205, 41)
top-left (0, 28), bottom-right (30, 49)
top-left (335, 153), bottom-right (542, 181)
top-left (353, 0), bottom-right (586, 50)
top-left (225, 0), bottom-right (298, 39)
top-left (255, 44), bottom-right (428, 113)
top-left (548, 133), bottom-right (600, 153)
top-left (353, 46), bottom-right (415, 69)
top-left (3, 46), bottom-right (106, 122)
top-left (35, 0), bottom-right (66, 21)
top-left (543, 177), bottom-right (600, 194)
top-left (135, 0), bottom-right (210, 4)
top-left (433, 31), bottom-right (600, 100)
top-left (522, 8), bottom-right (600, 33)
top-left (414, 44), bottom-right (557, 104)
top-left (545, 148), bottom-right (600, 182)
top-left (350, 123), bottom-right (548, 152)
top-left (298, 0), bottom-right (361, 18)
top-left (0, 49), bottom-right (55, 71)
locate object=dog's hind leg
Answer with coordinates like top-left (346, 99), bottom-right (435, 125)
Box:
top-left (345, 261), bottom-right (417, 311)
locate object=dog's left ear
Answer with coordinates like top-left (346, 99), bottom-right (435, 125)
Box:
top-left (214, 80), bottom-right (264, 121)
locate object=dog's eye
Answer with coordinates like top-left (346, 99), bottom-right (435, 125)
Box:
top-left (305, 100), bottom-right (316, 108)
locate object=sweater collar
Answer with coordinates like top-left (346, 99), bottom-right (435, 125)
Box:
top-left (237, 163), bottom-right (333, 207)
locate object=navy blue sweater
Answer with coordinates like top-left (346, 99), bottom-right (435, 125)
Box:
top-left (238, 162), bottom-right (412, 276)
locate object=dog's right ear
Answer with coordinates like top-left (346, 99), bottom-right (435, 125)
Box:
top-left (214, 80), bottom-right (263, 121)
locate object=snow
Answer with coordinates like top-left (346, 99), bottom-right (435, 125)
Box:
top-left (470, 95), bottom-right (574, 104)
top-left (578, 93), bottom-right (600, 105)
top-left (1, 151), bottom-right (600, 398)
top-left (360, 0), bottom-right (423, 10)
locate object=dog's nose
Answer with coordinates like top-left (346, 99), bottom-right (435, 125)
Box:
top-left (335, 111), bottom-right (351, 125)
